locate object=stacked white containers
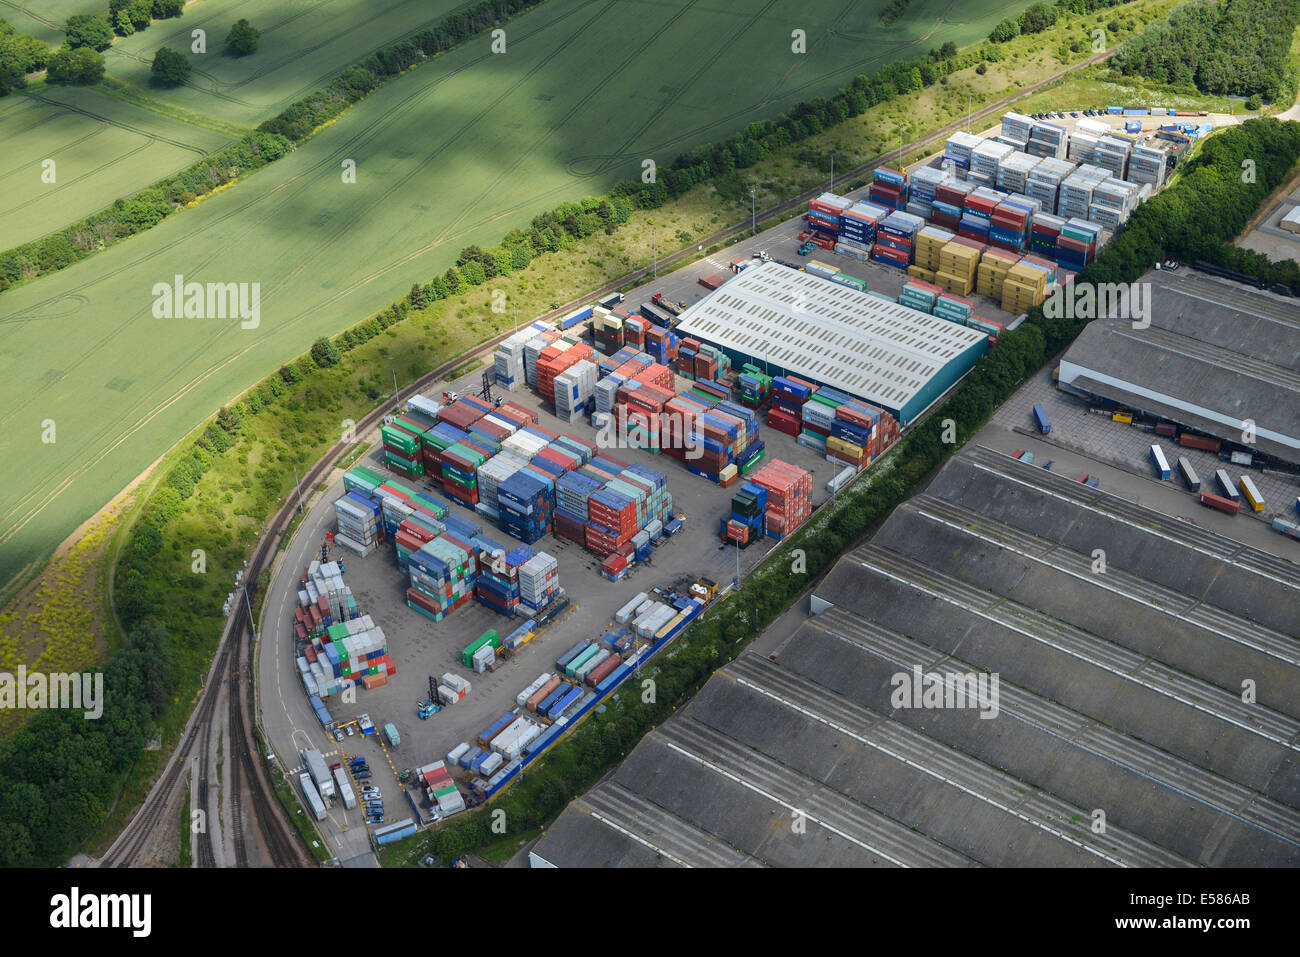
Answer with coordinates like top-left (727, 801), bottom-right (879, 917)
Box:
top-left (996, 153), bottom-right (1040, 195)
top-left (501, 428), bottom-right (549, 461)
top-left (472, 643), bottom-right (496, 673)
top-left (1000, 111), bottom-right (1033, 149)
top-left (970, 140), bottom-right (1015, 188)
top-left (1129, 142), bottom-right (1169, 187)
top-left (407, 394), bottom-right (444, 420)
top-left (334, 495), bottom-right (378, 557)
top-left (595, 375), bottom-right (622, 414)
top-left (1058, 165), bottom-right (1110, 219)
top-left (1025, 157), bottom-right (1074, 211)
top-left (909, 165), bottom-right (951, 219)
top-left (943, 130), bottom-right (982, 171)
top-left (492, 717), bottom-right (542, 761)
top-left (1094, 135), bottom-right (1132, 179)
top-left (554, 359), bottom-right (597, 423)
top-left (1028, 120), bottom-right (1067, 159)
top-left (632, 600), bottom-right (676, 638)
top-left (518, 552), bottom-right (559, 611)
top-left (615, 592), bottom-right (650, 624)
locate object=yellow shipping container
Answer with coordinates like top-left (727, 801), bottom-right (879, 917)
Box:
top-left (907, 265), bottom-right (936, 280)
top-left (826, 435), bottom-right (866, 457)
top-left (934, 271), bottom-right (975, 295)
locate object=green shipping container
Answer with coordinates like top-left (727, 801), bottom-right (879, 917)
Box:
top-left (461, 630), bottom-right (500, 668)
top-left (565, 643), bottom-right (601, 677)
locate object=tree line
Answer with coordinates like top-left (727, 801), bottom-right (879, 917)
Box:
top-left (1110, 0), bottom-right (1300, 101)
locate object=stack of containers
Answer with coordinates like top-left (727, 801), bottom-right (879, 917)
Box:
top-left (643, 325), bottom-right (679, 367)
top-left (934, 237), bottom-right (983, 296)
top-left (523, 330), bottom-right (562, 388)
top-left (807, 192), bottom-right (852, 241)
top-left (899, 278), bottom-right (941, 312)
top-left (871, 211), bottom-right (923, 269)
top-left (1129, 142), bottom-right (1169, 187)
top-left (497, 468), bottom-right (555, 544)
top-left (1025, 157), bottom-right (1074, 212)
top-left (995, 153), bottom-right (1039, 196)
top-left (554, 358), bottom-right (598, 423)
top-left (960, 187), bottom-right (1006, 242)
top-left (750, 459), bottom-right (814, 539)
top-left (342, 465), bottom-right (385, 496)
top-left (407, 534), bottom-right (477, 622)
top-left (1001, 260), bottom-right (1049, 313)
top-left (767, 376), bottom-right (813, 437)
top-left (970, 140), bottom-right (1015, 188)
top-left (334, 492), bottom-right (381, 557)
top-left (1056, 218), bottom-right (1101, 270)
top-left (407, 394), bottom-right (444, 423)
top-left (839, 200), bottom-right (887, 252)
top-left (798, 388), bottom-right (836, 453)
top-left (585, 484), bottom-right (638, 556)
top-left (476, 453), bottom-right (526, 518)
top-left (868, 167), bottom-right (910, 211)
top-left (1094, 134), bottom-right (1133, 179)
top-left (661, 391), bottom-right (709, 458)
top-left (593, 308), bottom-right (626, 355)
top-left (908, 166), bottom-right (951, 220)
top-left (912, 225), bottom-right (955, 278)
top-left (553, 471), bottom-right (601, 544)
top-left (537, 340), bottom-right (596, 409)
top-left (930, 181), bottom-right (972, 231)
top-left (736, 365), bottom-right (772, 408)
top-left (473, 544), bottom-right (529, 616)
top-left (967, 315), bottom-right (1006, 341)
top-left (440, 443), bottom-right (486, 507)
top-left (1027, 119), bottom-right (1068, 159)
top-left (1057, 165), bottom-right (1109, 219)
top-left (674, 338), bottom-right (700, 380)
top-left (381, 421), bottom-right (424, 479)
top-left (725, 482), bottom-right (766, 547)
top-left (933, 292), bottom-right (976, 325)
top-left (622, 313), bottom-right (648, 350)
top-left (827, 400), bottom-right (897, 466)
top-left (989, 199), bottom-right (1032, 253)
top-left (1000, 111), bottom-right (1033, 149)
top-left (1029, 211), bottom-right (1066, 256)
top-left (976, 249), bottom-right (1020, 301)
top-left (438, 397), bottom-right (489, 433)
top-left (943, 131), bottom-right (982, 171)
top-left (518, 551), bottom-right (559, 612)
top-left (494, 323), bottom-right (550, 390)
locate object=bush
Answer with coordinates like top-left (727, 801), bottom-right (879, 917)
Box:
top-left (1246, 94), bottom-right (1262, 111)
top-left (150, 46), bottom-right (190, 85)
top-left (975, 62), bottom-right (987, 75)
top-left (152, 0), bottom-right (184, 17)
top-left (990, 17), bottom-right (1020, 42)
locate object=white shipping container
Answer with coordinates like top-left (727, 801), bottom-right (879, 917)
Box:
top-left (447, 742), bottom-right (470, 766)
top-left (332, 767), bottom-right (358, 810)
top-left (616, 592), bottom-right (649, 624)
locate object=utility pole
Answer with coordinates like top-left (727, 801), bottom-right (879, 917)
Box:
top-left (242, 581), bottom-right (258, 642)
top-left (968, 93), bottom-right (972, 132)
top-left (513, 301), bottom-right (518, 335)
top-left (750, 187), bottom-right (756, 235)
top-left (653, 227), bottom-right (658, 278)
top-left (391, 367), bottom-right (399, 403)
top-left (829, 152), bottom-right (835, 191)
top-left (291, 463), bottom-right (305, 517)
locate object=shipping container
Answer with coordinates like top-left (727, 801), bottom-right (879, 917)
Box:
top-left (332, 767), bottom-right (358, 810)
top-left (1149, 444), bottom-right (1170, 480)
top-left (298, 773), bottom-right (327, 822)
top-left (1032, 404), bottom-right (1050, 434)
top-left (1178, 433), bottom-right (1220, 453)
top-left (1199, 491), bottom-right (1240, 516)
top-left (1176, 457), bottom-right (1199, 491)
top-left (1215, 469), bottom-right (1239, 500)
top-left (1238, 475), bottom-right (1265, 512)
top-left (1272, 517), bottom-right (1300, 541)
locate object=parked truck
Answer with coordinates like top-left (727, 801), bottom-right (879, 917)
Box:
top-left (1032, 404), bottom-right (1050, 434)
top-left (299, 773), bottom-right (327, 822)
top-left (332, 766), bottom-right (358, 810)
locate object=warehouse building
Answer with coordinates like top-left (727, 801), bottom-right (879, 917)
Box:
top-left (1057, 272), bottom-right (1300, 465)
top-left (675, 262), bottom-right (989, 425)
top-left (529, 447), bottom-right (1300, 868)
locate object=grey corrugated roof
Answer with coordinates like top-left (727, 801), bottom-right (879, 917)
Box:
top-left (1058, 273), bottom-right (1300, 463)
top-left (676, 261), bottom-right (987, 410)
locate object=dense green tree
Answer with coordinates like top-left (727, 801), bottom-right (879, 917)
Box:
top-left (46, 46), bottom-right (105, 85)
top-left (990, 17), bottom-right (1020, 41)
top-left (150, 45), bottom-right (190, 85)
top-left (310, 337), bottom-right (342, 368)
top-left (225, 18), bottom-right (259, 55)
top-left (152, 0), bottom-right (184, 17)
top-left (64, 14), bottom-right (114, 50)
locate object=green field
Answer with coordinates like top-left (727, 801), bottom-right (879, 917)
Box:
top-left (0, 86), bottom-right (231, 246)
top-left (100, 0), bottom-right (471, 128)
top-left (0, 0), bottom-right (94, 46)
top-left (0, 0), bottom-right (1028, 590)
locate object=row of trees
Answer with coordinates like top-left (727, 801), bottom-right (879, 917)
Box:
top-left (0, 132), bottom-right (292, 289)
top-left (1110, 0), bottom-right (1300, 100)
top-left (405, 120), bottom-right (1300, 865)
